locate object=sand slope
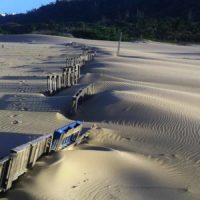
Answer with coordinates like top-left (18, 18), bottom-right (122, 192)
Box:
top-left (0, 35), bottom-right (200, 200)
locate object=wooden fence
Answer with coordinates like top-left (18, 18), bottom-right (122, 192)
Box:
top-left (70, 83), bottom-right (95, 115)
top-left (46, 48), bottom-right (96, 95)
top-left (0, 135), bottom-right (52, 192)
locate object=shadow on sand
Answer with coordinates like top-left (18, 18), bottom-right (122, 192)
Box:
top-left (0, 132), bottom-right (41, 159)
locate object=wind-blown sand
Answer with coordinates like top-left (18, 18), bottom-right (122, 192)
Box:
top-left (0, 34), bottom-right (200, 200)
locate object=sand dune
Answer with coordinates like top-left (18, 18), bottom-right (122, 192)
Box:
top-left (1, 34), bottom-right (200, 200)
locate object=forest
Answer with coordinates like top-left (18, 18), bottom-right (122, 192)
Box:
top-left (0, 0), bottom-right (200, 42)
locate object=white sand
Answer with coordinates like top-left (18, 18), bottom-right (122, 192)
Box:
top-left (0, 34), bottom-right (200, 200)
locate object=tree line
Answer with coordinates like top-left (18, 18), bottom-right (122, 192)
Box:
top-left (0, 0), bottom-right (200, 42)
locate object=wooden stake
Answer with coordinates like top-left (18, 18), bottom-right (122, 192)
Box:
top-left (117, 32), bottom-right (122, 56)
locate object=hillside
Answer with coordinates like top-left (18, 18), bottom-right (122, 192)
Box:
top-left (0, 0), bottom-right (200, 42)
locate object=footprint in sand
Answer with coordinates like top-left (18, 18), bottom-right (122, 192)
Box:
top-left (12, 120), bottom-right (22, 125)
top-left (9, 114), bottom-right (18, 118)
top-left (71, 178), bottom-right (89, 189)
top-left (123, 137), bottom-right (131, 141)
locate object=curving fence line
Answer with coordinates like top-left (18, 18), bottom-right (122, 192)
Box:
top-left (47, 49), bottom-right (96, 95)
top-left (0, 121), bottom-right (84, 193)
top-left (0, 45), bottom-right (95, 193)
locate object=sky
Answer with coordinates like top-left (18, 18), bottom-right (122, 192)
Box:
top-left (0, 0), bottom-right (55, 14)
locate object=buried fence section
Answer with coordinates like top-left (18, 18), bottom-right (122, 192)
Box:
top-left (81, 50), bottom-right (96, 63)
top-left (47, 74), bottom-right (56, 95)
top-left (6, 143), bottom-right (32, 190)
top-left (47, 49), bottom-right (96, 95)
top-left (47, 74), bottom-right (61, 95)
top-left (86, 83), bottom-right (95, 96)
top-left (47, 68), bottom-right (76, 95)
top-left (66, 48), bottom-right (96, 68)
top-left (71, 83), bottom-right (95, 115)
top-left (66, 55), bottom-right (81, 74)
top-left (88, 51), bottom-right (96, 61)
top-left (0, 121), bottom-right (84, 193)
top-left (51, 121), bottom-right (83, 152)
top-left (0, 134), bottom-right (53, 192)
top-left (28, 135), bottom-right (53, 168)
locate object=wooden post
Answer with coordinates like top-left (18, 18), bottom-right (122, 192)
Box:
top-left (66, 58), bottom-right (70, 67)
top-left (63, 71), bottom-right (67, 88)
top-left (77, 65), bottom-right (80, 79)
top-left (117, 32), bottom-right (122, 56)
top-left (67, 68), bottom-right (71, 87)
top-left (60, 73), bottom-right (64, 88)
top-left (70, 67), bottom-right (75, 86)
top-left (59, 75), bottom-right (62, 89)
top-left (72, 96), bottom-right (78, 114)
top-left (75, 57), bottom-right (78, 65)
top-left (56, 75), bottom-right (61, 90)
top-left (70, 58), bottom-right (73, 66)
top-left (74, 65), bottom-right (77, 83)
top-left (47, 75), bottom-right (53, 94)
top-left (77, 65), bottom-right (80, 80)
top-left (52, 75), bottom-right (57, 93)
